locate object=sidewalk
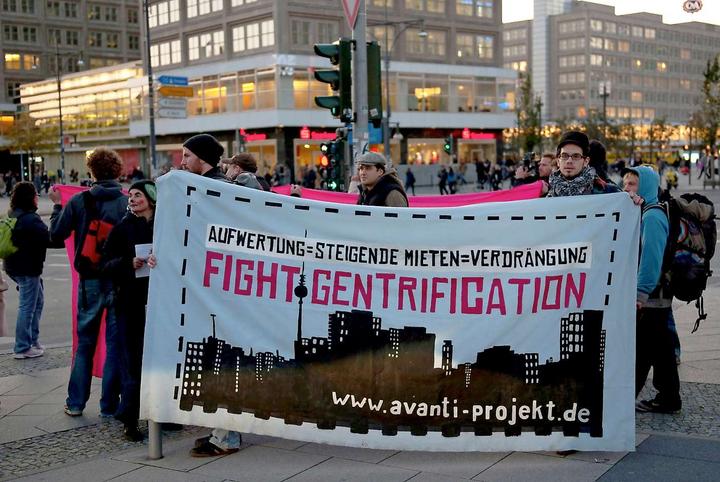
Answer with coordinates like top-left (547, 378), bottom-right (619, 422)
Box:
top-left (1, 282), bottom-right (718, 482)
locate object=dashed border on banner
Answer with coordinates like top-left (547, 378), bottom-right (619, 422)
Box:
top-left (171, 183), bottom-right (623, 400)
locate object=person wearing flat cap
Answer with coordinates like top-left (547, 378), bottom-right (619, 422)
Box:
top-left (181, 134), bottom-right (228, 182)
top-left (356, 152), bottom-right (408, 207)
top-left (545, 130), bottom-right (621, 197)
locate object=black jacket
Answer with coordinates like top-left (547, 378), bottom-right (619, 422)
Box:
top-left (357, 173), bottom-right (408, 207)
top-left (203, 167), bottom-right (230, 182)
top-left (5, 209), bottom-right (52, 277)
top-left (50, 181), bottom-right (128, 278)
top-left (102, 213), bottom-right (154, 307)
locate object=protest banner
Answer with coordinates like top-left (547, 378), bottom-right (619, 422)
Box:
top-left (141, 171), bottom-right (640, 452)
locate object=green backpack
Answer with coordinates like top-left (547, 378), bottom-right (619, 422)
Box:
top-left (0, 216), bottom-right (18, 259)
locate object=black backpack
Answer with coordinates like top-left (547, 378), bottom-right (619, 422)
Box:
top-left (647, 192), bottom-right (717, 331)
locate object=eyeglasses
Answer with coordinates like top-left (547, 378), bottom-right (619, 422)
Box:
top-left (558, 153), bottom-right (585, 161)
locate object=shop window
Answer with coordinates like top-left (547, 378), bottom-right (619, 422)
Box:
top-left (4, 53), bottom-right (21, 70)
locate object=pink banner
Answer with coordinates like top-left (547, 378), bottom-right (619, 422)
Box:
top-left (272, 181), bottom-right (543, 206)
top-left (56, 185), bottom-right (114, 378)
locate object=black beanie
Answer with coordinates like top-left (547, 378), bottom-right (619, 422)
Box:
top-left (557, 130), bottom-right (589, 157)
top-left (130, 180), bottom-right (157, 206)
top-left (182, 134), bottom-right (224, 167)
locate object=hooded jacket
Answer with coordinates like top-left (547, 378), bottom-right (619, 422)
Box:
top-left (50, 180), bottom-right (128, 278)
top-left (629, 166), bottom-right (670, 307)
top-left (4, 208), bottom-right (51, 278)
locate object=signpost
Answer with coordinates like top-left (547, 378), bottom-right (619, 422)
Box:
top-left (157, 75), bottom-right (189, 86)
top-left (157, 85), bottom-right (194, 98)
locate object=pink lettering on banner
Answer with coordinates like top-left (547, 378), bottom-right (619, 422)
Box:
top-left (234, 259), bottom-right (254, 296)
top-left (487, 278), bottom-right (507, 315)
top-left (256, 261), bottom-right (278, 299)
top-left (312, 269), bottom-right (332, 305)
top-left (332, 271), bottom-right (352, 306)
top-left (376, 273), bottom-right (396, 309)
top-left (509, 278), bottom-right (531, 314)
top-left (352, 273), bottom-right (373, 309)
top-left (281, 265), bottom-right (301, 302)
top-left (398, 277), bottom-right (417, 311)
top-left (204, 250), bottom-right (224, 287)
top-left (461, 277), bottom-right (484, 314)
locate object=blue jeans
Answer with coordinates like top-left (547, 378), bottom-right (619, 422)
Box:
top-left (11, 276), bottom-right (43, 354)
top-left (65, 279), bottom-right (122, 414)
top-left (210, 429), bottom-right (241, 450)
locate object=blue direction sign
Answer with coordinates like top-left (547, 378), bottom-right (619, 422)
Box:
top-left (157, 75), bottom-right (189, 86)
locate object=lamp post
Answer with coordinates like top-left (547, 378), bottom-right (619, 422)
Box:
top-left (599, 81), bottom-right (610, 142)
top-left (372, 10), bottom-right (427, 165)
top-left (143, 0), bottom-right (158, 174)
top-left (52, 44), bottom-right (84, 183)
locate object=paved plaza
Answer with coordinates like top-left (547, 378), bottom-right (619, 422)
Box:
top-left (0, 176), bottom-right (719, 481)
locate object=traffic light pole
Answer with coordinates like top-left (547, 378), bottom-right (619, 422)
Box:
top-left (352, 0), bottom-right (368, 165)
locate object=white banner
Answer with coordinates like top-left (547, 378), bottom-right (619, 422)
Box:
top-left (141, 171), bottom-right (640, 452)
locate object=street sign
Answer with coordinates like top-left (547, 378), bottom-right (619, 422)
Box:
top-left (157, 75), bottom-right (189, 86)
top-left (158, 85), bottom-right (194, 97)
top-left (158, 97), bottom-right (188, 109)
top-left (158, 108), bottom-right (188, 119)
top-left (341, 0), bottom-right (360, 30)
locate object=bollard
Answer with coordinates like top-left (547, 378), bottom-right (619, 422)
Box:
top-left (147, 420), bottom-right (163, 459)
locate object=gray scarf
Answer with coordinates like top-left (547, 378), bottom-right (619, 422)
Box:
top-left (547, 166), bottom-right (597, 197)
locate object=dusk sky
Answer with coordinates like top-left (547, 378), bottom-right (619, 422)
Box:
top-left (502, 0), bottom-right (720, 25)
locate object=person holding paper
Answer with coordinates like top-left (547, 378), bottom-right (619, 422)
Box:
top-left (101, 180), bottom-right (157, 441)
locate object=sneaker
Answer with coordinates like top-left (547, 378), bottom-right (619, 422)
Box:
top-left (124, 425), bottom-right (144, 442)
top-left (190, 440), bottom-right (239, 458)
top-left (64, 405), bottom-right (83, 417)
top-left (13, 347), bottom-right (44, 359)
top-left (635, 399), bottom-right (681, 414)
top-left (32, 342), bottom-right (45, 351)
top-left (99, 411), bottom-right (116, 419)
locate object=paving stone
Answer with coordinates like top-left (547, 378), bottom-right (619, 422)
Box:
top-left (0, 415), bottom-right (48, 443)
top-left (241, 432), bottom-right (310, 451)
top-left (190, 445), bottom-right (329, 481)
top-left (11, 458), bottom-right (141, 481)
top-left (110, 466), bottom-right (224, 482)
top-left (381, 450), bottom-right (508, 479)
top-left (598, 452), bottom-right (720, 482)
top-left (474, 452), bottom-right (612, 481)
top-left (114, 436), bottom-right (226, 472)
top-left (0, 394), bottom-right (41, 417)
top-left (285, 457), bottom-right (416, 482)
top-left (0, 347), bottom-right (73, 378)
top-left (405, 472), bottom-right (470, 482)
top-left (296, 442), bottom-right (398, 464)
top-left (636, 434), bottom-right (720, 463)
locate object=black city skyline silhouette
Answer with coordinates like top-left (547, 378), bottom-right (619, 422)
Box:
top-left (177, 267), bottom-right (606, 437)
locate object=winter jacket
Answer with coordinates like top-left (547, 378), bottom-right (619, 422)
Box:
top-left (629, 166), bottom-right (670, 307)
top-left (102, 212), bottom-right (154, 306)
top-left (50, 180), bottom-right (128, 278)
top-left (203, 167), bottom-right (230, 182)
top-left (357, 172), bottom-right (408, 207)
top-left (4, 209), bottom-right (51, 277)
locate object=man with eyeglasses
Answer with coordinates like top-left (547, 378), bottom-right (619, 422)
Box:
top-left (545, 131), bottom-right (621, 197)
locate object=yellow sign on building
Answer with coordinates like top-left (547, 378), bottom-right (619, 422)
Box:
top-left (158, 85), bottom-right (194, 98)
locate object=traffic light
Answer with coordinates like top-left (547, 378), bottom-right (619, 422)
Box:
top-left (366, 41), bottom-right (383, 128)
top-left (444, 135), bottom-right (453, 156)
top-left (313, 38), bottom-right (353, 123)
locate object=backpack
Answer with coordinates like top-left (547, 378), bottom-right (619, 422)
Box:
top-left (647, 193), bottom-right (717, 331)
top-left (75, 191), bottom-right (117, 276)
top-left (0, 216), bottom-right (18, 259)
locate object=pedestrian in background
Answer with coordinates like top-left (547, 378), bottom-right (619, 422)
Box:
top-left (437, 166), bottom-right (449, 195)
top-left (5, 182), bottom-right (54, 359)
top-left (102, 180), bottom-right (157, 441)
top-left (404, 167), bottom-right (416, 196)
top-left (49, 148), bottom-right (128, 417)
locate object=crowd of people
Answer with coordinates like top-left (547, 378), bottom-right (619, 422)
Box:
top-left (3, 129), bottom-right (686, 454)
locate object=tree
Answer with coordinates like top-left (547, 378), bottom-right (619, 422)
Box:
top-left (647, 118), bottom-right (676, 162)
top-left (699, 56), bottom-right (720, 150)
top-left (515, 72), bottom-right (542, 154)
top-left (4, 112), bottom-right (58, 178)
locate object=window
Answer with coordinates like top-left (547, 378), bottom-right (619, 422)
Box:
top-left (149, 0), bottom-right (180, 27)
top-left (89, 31), bottom-right (103, 47)
top-left (590, 20), bottom-right (602, 32)
top-left (6, 81), bottom-right (21, 104)
top-left (20, 0), bottom-right (33, 12)
top-left (104, 6), bottom-right (117, 22)
top-left (128, 34), bottom-right (139, 50)
top-left (88, 4), bottom-right (101, 19)
top-left (3, 25), bottom-right (19, 42)
top-left (590, 37), bottom-right (603, 49)
top-left (605, 21), bottom-right (616, 34)
top-left (631, 26), bottom-right (643, 37)
top-left (590, 54), bottom-right (603, 66)
top-left (456, 0), bottom-right (492, 17)
top-left (618, 40), bottom-right (629, 53)
top-left (22, 26), bottom-right (36, 43)
top-left (107, 32), bottom-right (119, 49)
top-left (631, 91), bottom-right (642, 103)
top-left (457, 34), bottom-right (473, 58)
top-left (644, 28), bottom-right (655, 39)
top-left (4, 53), bottom-right (21, 70)
top-left (368, 25), bottom-right (395, 51)
top-left (127, 8), bottom-right (138, 23)
top-left (476, 35), bottom-right (493, 59)
top-left (64, 1), bottom-right (77, 17)
top-left (2, 0), bottom-right (17, 11)
top-left (187, 0), bottom-right (222, 18)
top-left (680, 48), bottom-right (691, 60)
top-left (233, 20), bottom-right (274, 52)
top-left (603, 39), bottom-right (615, 51)
top-left (407, 28), bottom-right (445, 56)
top-left (407, 0), bottom-right (445, 13)
top-left (657, 61), bottom-right (667, 73)
top-left (65, 30), bottom-right (78, 45)
top-left (291, 20), bottom-right (310, 46)
top-left (503, 28), bottom-right (526, 41)
top-left (46, 0), bottom-right (59, 15)
top-left (370, 0), bottom-right (393, 6)
top-left (188, 30), bottom-right (224, 61)
top-left (150, 39), bottom-right (181, 66)
top-left (48, 28), bottom-right (60, 45)
top-left (317, 21), bottom-right (337, 44)
top-left (231, 0), bottom-right (257, 5)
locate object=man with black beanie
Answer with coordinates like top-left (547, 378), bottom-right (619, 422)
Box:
top-left (181, 134), bottom-right (227, 181)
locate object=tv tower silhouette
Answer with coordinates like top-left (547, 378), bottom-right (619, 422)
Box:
top-left (210, 313), bottom-right (217, 338)
top-left (294, 262), bottom-right (308, 342)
